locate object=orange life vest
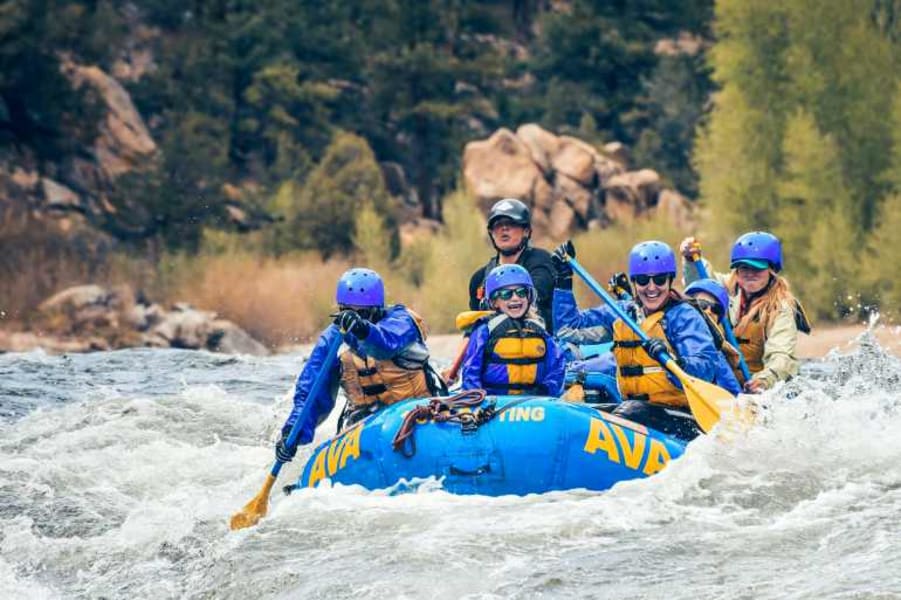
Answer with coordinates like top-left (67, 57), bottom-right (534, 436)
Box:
top-left (612, 311), bottom-right (686, 408)
top-left (339, 309), bottom-right (431, 408)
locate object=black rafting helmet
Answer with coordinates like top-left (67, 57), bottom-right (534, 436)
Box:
top-left (487, 198), bottom-right (531, 256)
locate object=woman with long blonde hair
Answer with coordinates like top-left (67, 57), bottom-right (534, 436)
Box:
top-left (681, 232), bottom-right (810, 393)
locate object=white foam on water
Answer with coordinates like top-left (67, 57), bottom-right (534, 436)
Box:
top-left (1, 335), bottom-right (900, 598)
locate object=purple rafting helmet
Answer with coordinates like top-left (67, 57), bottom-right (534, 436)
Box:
top-left (485, 264), bottom-right (535, 302)
top-left (627, 241), bottom-right (677, 278)
top-left (336, 268), bottom-right (385, 307)
top-left (685, 278), bottom-right (730, 318)
top-left (730, 231), bottom-right (783, 272)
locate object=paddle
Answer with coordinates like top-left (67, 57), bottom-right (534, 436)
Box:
top-left (230, 331), bottom-right (343, 530)
top-left (689, 255), bottom-right (752, 382)
top-left (565, 255), bottom-right (732, 433)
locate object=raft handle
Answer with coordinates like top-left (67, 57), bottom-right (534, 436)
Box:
top-left (449, 464), bottom-right (492, 477)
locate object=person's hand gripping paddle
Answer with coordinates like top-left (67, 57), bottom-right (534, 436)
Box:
top-left (230, 333), bottom-right (342, 530)
top-left (562, 247), bottom-right (734, 433)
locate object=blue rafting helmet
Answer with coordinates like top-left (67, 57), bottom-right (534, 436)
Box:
top-left (730, 231), bottom-right (783, 272)
top-left (485, 264), bottom-right (535, 302)
top-left (685, 278), bottom-right (730, 318)
top-left (335, 268), bottom-right (385, 307)
top-left (627, 241), bottom-right (677, 278)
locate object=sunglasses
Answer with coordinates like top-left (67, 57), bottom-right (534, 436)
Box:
top-left (631, 274), bottom-right (671, 286)
top-left (694, 299), bottom-right (724, 318)
top-left (491, 286), bottom-right (530, 301)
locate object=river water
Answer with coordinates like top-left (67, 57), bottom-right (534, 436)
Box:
top-left (1, 332), bottom-right (900, 599)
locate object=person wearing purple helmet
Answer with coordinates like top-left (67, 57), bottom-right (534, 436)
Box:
top-left (552, 240), bottom-right (721, 441)
top-left (680, 232), bottom-right (810, 393)
top-left (274, 268), bottom-right (441, 464)
top-left (683, 279), bottom-right (742, 395)
top-left (460, 265), bottom-right (565, 396)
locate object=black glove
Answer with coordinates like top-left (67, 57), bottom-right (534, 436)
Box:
top-left (333, 309), bottom-right (370, 339)
top-left (275, 433), bottom-right (297, 463)
top-left (608, 272), bottom-right (633, 299)
top-left (552, 241), bottom-right (575, 290)
top-left (642, 338), bottom-right (669, 363)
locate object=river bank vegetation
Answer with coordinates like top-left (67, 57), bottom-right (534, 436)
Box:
top-left (1, 1), bottom-right (898, 348)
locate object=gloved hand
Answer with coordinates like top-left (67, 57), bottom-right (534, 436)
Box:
top-left (679, 236), bottom-right (702, 260)
top-left (608, 272), bottom-right (632, 299)
top-left (642, 338), bottom-right (670, 363)
top-left (275, 433), bottom-right (298, 463)
top-left (552, 241), bottom-right (575, 289)
top-left (333, 309), bottom-right (370, 339)
top-left (743, 378), bottom-right (767, 394)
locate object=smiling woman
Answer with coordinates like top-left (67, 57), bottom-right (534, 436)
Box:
top-left (553, 240), bottom-right (726, 440)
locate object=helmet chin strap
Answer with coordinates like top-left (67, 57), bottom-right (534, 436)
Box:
top-left (491, 232), bottom-right (530, 257)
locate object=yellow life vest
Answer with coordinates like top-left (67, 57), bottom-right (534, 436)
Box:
top-left (338, 308), bottom-right (431, 408)
top-left (611, 310), bottom-right (686, 408)
top-left (484, 313), bottom-right (547, 394)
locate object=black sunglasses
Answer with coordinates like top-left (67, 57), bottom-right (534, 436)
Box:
top-left (695, 299), bottom-right (724, 318)
top-left (631, 274), bottom-right (671, 286)
top-left (491, 286), bottom-right (530, 301)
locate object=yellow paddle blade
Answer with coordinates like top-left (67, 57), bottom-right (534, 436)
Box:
top-left (664, 359), bottom-right (736, 434)
top-left (681, 374), bottom-right (733, 434)
top-left (230, 473), bottom-right (276, 531)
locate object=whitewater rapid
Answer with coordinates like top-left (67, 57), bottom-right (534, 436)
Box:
top-left (1, 334), bottom-right (900, 599)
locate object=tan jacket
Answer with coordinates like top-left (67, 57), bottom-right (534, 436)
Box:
top-left (682, 258), bottom-right (800, 388)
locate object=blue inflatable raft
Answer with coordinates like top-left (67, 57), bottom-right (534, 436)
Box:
top-left (294, 395), bottom-right (686, 496)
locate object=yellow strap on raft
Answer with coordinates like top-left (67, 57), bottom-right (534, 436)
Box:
top-left (455, 310), bottom-right (494, 332)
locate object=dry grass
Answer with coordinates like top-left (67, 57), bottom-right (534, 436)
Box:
top-left (0, 212), bottom-right (150, 325)
top-left (164, 251), bottom-right (352, 346)
top-left (3, 192), bottom-right (712, 347)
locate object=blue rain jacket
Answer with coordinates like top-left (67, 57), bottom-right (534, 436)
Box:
top-left (711, 350), bottom-right (742, 395)
top-left (553, 289), bottom-right (719, 390)
top-left (461, 315), bottom-right (566, 397)
top-left (281, 304), bottom-right (424, 444)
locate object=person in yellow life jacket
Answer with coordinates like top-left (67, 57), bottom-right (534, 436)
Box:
top-left (681, 232), bottom-right (810, 393)
top-left (461, 264), bottom-right (565, 396)
top-left (553, 241), bottom-right (721, 440)
top-left (274, 268), bottom-right (441, 464)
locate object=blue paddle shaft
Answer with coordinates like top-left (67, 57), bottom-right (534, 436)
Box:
top-left (271, 329), bottom-right (343, 478)
top-left (691, 257), bottom-right (752, 381)
top-left (568, 257), bottom-right (676, 366)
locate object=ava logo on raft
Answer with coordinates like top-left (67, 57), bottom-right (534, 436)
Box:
top-left (306, 423), bottom-right (363, 487)
top-left (583, 416), bottom-right (672, 476)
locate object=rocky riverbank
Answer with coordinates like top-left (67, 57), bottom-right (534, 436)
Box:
top-left (0, 284), bottom-right (268, 355)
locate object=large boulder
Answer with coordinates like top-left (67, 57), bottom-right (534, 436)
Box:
top-left (207, 320), bottom-right (269, 356)
top-left (19, 284), bottom-right (269, 355)
top-left (602, 169), bottom-right (663, 224)
top-left (62, 62), bottom-right (158, 179)
top-left (516, 123), bottom-right (560, 174)
top-left (462, 128), bottom-right (549, 214)
top-left (552, 136), bottom-right (599, 185)
top-left (461, 126), bottom-right (699, 240)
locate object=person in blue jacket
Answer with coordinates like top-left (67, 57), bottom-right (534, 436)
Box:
top-left (461, 264), bottom-right (565, 396)
top-left (551, 240), bottom-right (723, 440)
top-left (275, 268), bottom-right (438, 463)
top-left (683, 279), bottom-right (742, 396)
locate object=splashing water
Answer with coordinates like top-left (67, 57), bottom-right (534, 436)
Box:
top-left (1, 335), bottom-right (900, 599)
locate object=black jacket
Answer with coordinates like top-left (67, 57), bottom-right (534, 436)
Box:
top-left (468, 246), bottom-right (556, 331)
